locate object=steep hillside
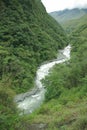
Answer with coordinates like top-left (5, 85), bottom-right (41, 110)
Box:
top-left (28, 8), bottom-right (87, 130)
top-left (0, 0), bottom-right (68, 129)
top-left (50, 8), bottom-right (87, 24)
top-left (0, 0), bottom-right (67, 94)
top-left (63, 14), bottom-right (87, 33)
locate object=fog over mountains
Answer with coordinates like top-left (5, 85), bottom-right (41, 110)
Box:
top-left (50, 8), bottom-right (87, 23)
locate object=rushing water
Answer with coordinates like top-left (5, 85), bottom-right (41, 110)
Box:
top-left (14, 45), bottom-right (71, 115)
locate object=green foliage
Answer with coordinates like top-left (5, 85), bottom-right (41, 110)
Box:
top-left (0, 0), bottom-right (67, 94)
top-left (1, 1), bottom-right (87, 130)
top-left (50, 8), bottom-right (87, 24)
top-left (62, 14), bottom-right (87, 34)
top-left (0, 86), bottom-right (19, 130)
top-left (71, 116), bottom-right (87, 130)
top-left (0, 0), bottom-right (68, 129)
top-left (43, 37), bottom-right (87, 101)
top-left (27, 11), bottom-right (87, 130)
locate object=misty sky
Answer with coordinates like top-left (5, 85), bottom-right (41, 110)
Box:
top-left (41, 0), bottom-right (87, 12)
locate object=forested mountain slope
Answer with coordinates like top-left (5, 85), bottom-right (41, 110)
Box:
top-left (62, 14), bottom-right (87, 33)
top-left (0, 0), bottom-right (67, 93)
top-left (50, 8), bottom-right (87, 24)
top-left (28, 9), bottom-right (87, 130)
top-left (0, 0), bottom-right (68, 129)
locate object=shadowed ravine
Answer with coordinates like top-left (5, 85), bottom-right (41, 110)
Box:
top-left (14, 45), bottom-right (71, 115)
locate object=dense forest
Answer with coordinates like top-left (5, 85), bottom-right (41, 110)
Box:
top-left (0, 0), bottom-right (68, 129)
top-left (0, 0), bottom-right (67, 94)
top-left (0, 0), bottom-right (87, 130)
top-left (28, 8), bottom-right (87, 130)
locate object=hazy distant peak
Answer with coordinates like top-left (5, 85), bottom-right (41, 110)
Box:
top-left (50, 8), bottom-right (87, 23)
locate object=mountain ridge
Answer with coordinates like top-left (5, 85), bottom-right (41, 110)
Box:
top-left (50, 8), bottom-right (87, 23)
top-left (0, 1), bottom-right (68, 129)
top-left (63, 14), bottom-right (87, 33)
top-left (0, 0), bottom-right (67, 93)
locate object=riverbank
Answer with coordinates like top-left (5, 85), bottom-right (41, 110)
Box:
top-left (14, 45), bottom-right (71, 115)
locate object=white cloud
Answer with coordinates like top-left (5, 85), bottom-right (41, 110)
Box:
top-left (41, 0), bottom-right (87, 12)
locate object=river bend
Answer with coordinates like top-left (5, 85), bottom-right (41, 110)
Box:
top-left (14, 45), bottom-right (71, 115)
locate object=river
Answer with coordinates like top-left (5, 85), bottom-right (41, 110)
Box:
top-left (14, 45), bottom-right (71, 115)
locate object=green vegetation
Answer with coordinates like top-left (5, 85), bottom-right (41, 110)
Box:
top-left (0, 0), bottom-right (67, 93)
top-left (0, 0), bottom-right (68, 129)
top-left (63, 14), bottom-right (87, 34)
top-left (27, 8), bottom-right (87, 130)
top-left (50, 8), bottom-right (87, 24)
top-left (0, 0), bottom-right (87, 129)
top-left (0, 86), bottom-right (20, 130)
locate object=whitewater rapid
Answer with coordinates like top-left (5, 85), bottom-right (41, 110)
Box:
top-left (14, 45), bottom-right (71, 115)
